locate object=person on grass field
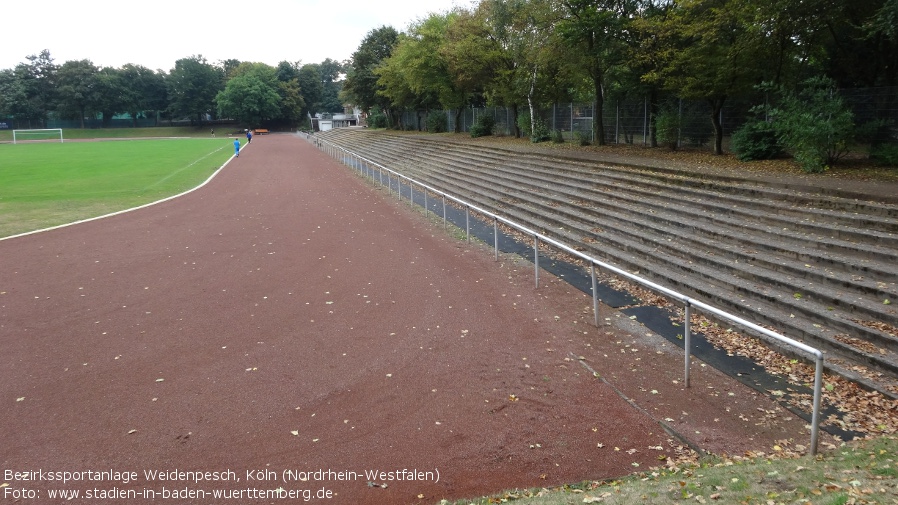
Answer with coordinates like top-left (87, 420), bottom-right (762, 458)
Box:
top-left (234, 138), bottom-right (240, 157)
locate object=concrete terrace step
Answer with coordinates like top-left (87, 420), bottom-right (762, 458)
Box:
top-left (321, 130), bottom-right (896, 325)
top-left (338, 131), bottom-right (898, 280)
top-left (410, 145), bottom-right (898, 275)
top-left (318, 129), bottom-right (898, 395)
top-left (442, 142), bottom-right (898, 241)
top-left (383, 145), bottom-right (898, 341)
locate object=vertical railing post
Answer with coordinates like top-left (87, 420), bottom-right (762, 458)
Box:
top-left (684, 301), bottom-right (692, 388)
top-left (494, 218), bottom-right (499, 260)
top-left (591, 263), bottom-right (599, 327)
top-left (810, 356), bottom-right (823, 456)
top-left (534, 236), bottom-right (540, 288)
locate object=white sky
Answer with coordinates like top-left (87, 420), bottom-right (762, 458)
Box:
top-left (3, 0), bottom-right (470, 72)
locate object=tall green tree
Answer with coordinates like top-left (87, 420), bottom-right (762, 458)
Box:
top-left (513, 0), bottom-right (561, 139)
top-left (56, 59), bottom-right (99, 128)
top-left (441, 0), bottom-right (538, 137)
top-left (558, 0), bottom-right (637, 145)
top-left (297, 64), bottom-right (324, 118)
top-left (476, 0), bottom-right (530, 136)
top-left (443, 6), bottom-right (496, 109)
top-left (0, 69), bottom-right (26, 124)
top-left (220, 59), bottom-right (243, 80)
top-left (373, 55), bottom-right (419, 127)
top-left (642, 0), bottom-right (771, 154)
top-left (343, 27), bottom-right (399, 119)
top-left (273, 61), bottom-right (306, 127)
top-left (820, 0), bottom-right (898, 87)
top-left (167, 55), bottom-right (221, 124)
top-left (377, 12), bottom-right (469, 130)
top-left (12, 50), bottom-right (58, 128)
top-left (318, 58), bottom-right (346, 113)
top-left (215, 63), bottom-right (282, 125)
top-left (93, 67), bottom-right (128, 126)
top-left (119, 64), bottom-right (168, 126)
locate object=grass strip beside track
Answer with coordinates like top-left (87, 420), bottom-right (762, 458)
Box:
top-left (0, 138), bottom-right (236, 238)
top-left (443, 436), bottom-right (898, 505)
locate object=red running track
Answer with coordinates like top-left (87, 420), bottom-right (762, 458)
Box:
top-left (1, 134), bottom-right (809, 504)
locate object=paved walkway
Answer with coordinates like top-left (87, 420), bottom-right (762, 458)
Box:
top-left (1, 135), bottom-right (812, 504)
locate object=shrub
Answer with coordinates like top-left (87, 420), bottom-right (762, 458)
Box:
top-left (771, 76), bottom-right (856, 173)
top-left (470, 114), bottom-right (495, 138)
top-left (368, 112), bottom-right (387, 129)
top-left (654, 107), bottom-right (681, 150)
top-left (871, 143), bottom-right (898, 166)
top-left (551, 129), bottom-right (565, 143)
top-left (516, 110), bottom-right (532, 138)
top-left (426, 111), bottom-right (447, 133)
top-left (574, 131), bottom-right (591, 146)
top-left (731, 120), bottom-right (783, 161)
top-left (530, 117), bottom-right (550, 143)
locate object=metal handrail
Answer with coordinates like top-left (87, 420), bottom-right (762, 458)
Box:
top-left (314, 136), bottom-right (824, 455)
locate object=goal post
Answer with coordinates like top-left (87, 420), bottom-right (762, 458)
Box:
top-left (13, 128), bottom-right (64, 144)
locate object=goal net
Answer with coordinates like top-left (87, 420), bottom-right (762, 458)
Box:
top-left (13, 128), bottom-right (64, 144)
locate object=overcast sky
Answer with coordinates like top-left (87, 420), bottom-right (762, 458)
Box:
top-left (3, 0), bottom-right (469, 72)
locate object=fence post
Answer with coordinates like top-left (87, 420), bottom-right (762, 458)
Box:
top-left (592, 98), bottom-right (597, 144)
top-left (615, 100), bottom-right (620, 144)
top-left (643, 97), bottom-right (648, 146)
top-left (678, 98), bottom-right (683, 149)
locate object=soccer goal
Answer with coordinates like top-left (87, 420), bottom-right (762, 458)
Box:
top-left (13, 128), bottom-right (64, 144)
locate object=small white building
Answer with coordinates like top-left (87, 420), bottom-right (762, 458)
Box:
top-left (311, 108), bottom-right (363, 132)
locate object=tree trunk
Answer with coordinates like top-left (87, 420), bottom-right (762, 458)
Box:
top-left (454, 107), bottom-right (462, 133)
top-left (528, 65), bottom-right (538, 140)
top-left (512, 104), bottom-right (521, 138)
top-left (593, 73), bottom-right (605, 146)
top-left (708, 97), bottom-right (726, 155)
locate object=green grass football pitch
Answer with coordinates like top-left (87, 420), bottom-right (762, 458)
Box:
top-left (0, 138), bottom-right (237, 238)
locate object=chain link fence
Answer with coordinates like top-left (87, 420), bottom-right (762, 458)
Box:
top-left (396, 86), bottom-right (898, 151)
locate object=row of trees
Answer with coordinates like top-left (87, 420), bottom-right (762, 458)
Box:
top-left (340, 0), bottom-right (897, 155)
top-left (0, 51), bottom-right (347, 129)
